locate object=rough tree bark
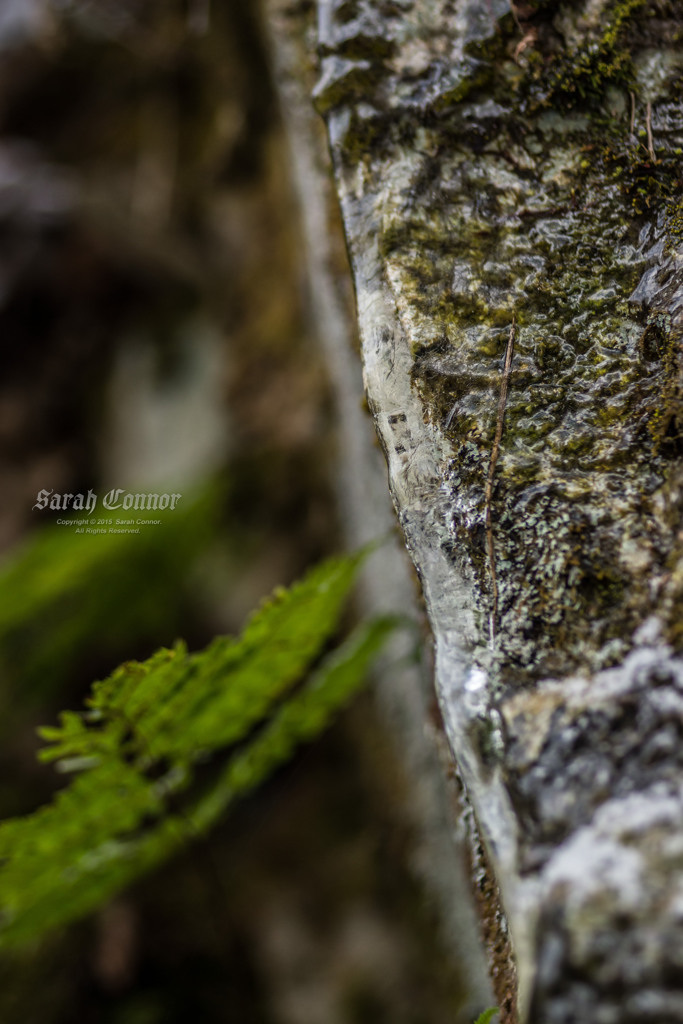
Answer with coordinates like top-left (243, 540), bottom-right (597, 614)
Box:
top-left (266, 1), bottom-right (683, 1021)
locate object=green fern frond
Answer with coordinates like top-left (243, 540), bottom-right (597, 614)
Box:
top-left (38, 549), bottom-right (365, 769)
top-left (473, 1009), bottom-right (499, 1024)
top-left (0, 549), bottom-right (397, 950)
top-left (189, 614), bottom-right (399, 834)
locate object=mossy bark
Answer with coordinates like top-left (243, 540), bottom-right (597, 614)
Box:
top-left (295, 0), bottom-right (683, 1020)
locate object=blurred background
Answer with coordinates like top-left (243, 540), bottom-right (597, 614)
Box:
top-left (0, 1), bottom-right (469, 1022)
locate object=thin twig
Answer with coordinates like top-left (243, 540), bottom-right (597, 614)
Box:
top-left (485, 318), bottom-right (516, 645)
top-left (629, 90), bottom-right (636, 138)
top-left (646, 101), bottom-right (656, 162)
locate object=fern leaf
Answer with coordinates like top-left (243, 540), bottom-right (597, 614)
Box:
top-left (0, 760), bottom-right (163, 947)
top-left (0, 549), bottom-right (396, 949)
top-left (39, 551), bottom-right (367, 772)
top-left (189, 615), bottom-right (398, 834)
top-left (473, 1009), bottom-right (499, 1024)
top-left (141, 549), bottom-right (367, 758)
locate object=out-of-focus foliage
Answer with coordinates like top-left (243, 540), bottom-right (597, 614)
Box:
top-left (0, 548), bottom-right (397, 949)
top-left (0, 487), bottom-right (221, 700)
top-left (473, 1009), bottom-right (498, 1024)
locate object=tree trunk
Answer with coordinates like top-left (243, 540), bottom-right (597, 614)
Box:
top-left (267, 1), bottom-right (683, 1021)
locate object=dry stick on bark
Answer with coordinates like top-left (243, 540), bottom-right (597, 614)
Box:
top-left (485, 318), bottom-right (516, 646)
top-left (630, 91), bottom-right (636, 138)
top-left (646, 101), bottom-right (656, 162)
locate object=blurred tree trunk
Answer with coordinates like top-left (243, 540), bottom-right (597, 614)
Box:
top-left (263, 3), bottom-right (497, 1021)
